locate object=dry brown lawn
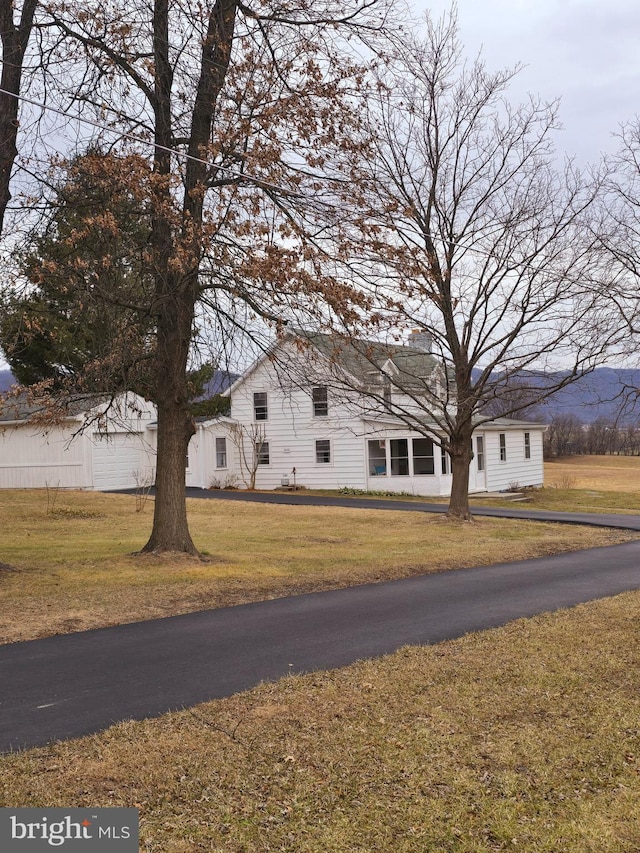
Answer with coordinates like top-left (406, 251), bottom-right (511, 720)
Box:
top-left (1, 591), bottom-right (639, 852)
top-left (0, 489), bottom-right (633, 644)
top-left (545, 455), bottom-right (640, 491)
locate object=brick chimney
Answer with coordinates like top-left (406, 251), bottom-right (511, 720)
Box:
top-left (407, 329), bottom-right (432, 352)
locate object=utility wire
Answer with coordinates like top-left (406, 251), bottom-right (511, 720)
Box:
top-left (0, 86), bottom-right (303, 197)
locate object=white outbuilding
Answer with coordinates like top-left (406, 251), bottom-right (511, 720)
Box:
top-left (0, 392), bottom-right (156, 490)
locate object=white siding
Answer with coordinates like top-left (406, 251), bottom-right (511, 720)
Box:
top-left (0, 424), bottom-right (92, 489)
top-left (186, 421), bottom-right (240, 489)
top-left (229, 353), bottom-right (368, 491)
top-left (483, 427), bottom-right (545, 492)
top-left (0, 394), bottom-right (157, 491)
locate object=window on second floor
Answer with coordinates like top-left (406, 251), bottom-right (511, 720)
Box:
top-left (312, 386), bottom-right (328, 417)
top-left (253, 391), bottom-right (268, 421)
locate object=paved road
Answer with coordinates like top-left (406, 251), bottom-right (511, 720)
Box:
top-left (2, 531), bottom-right (640, 752)
top-left (184, 487), bottom-right (640, 531)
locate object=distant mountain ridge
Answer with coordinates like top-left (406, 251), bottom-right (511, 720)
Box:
top-left (527, 368), bottom-right (640, 424)
top-left (0, 370), bottom-right (15, 393)
top-left (1, 365), bottom-right (638, 423)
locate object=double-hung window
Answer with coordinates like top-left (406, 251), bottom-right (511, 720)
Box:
top-left (499, 433), bottom-right (507, 462)
top-left (315, 439), bottom-right (331, 463)
top-left (524, 432), bottom-right (531, 460)
top-left (215, 437), bottom-right (227, 468)
top-left (312, 386), bottom-right (328, 417)
top-left (476, 436), bottom-right (485, 471)
top-left (253, 392), bottom-right (268, 421)
top-left (255, 441), bottom-right (270, 465)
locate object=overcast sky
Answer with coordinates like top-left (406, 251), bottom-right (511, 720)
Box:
top-left (416, 0), bottom-right (640, 166)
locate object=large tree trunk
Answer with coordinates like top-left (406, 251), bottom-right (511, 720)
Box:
top-left (141, 278), bottom-right (199, 555)
top-left (142, 394), bottom-right (198, 554)
top-left (138, 0), bottom-right (237, 555)
top-left (0, 0), bottom-right (37, 233)
top-left (447, 423), bottom-right (474, 521)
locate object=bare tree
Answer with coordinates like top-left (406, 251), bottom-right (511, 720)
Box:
top-left (229, 422), bottom-right (266, 490)
top-left (599, 119), bottom-right (640, 419)
top-left (28, 0), bottom-right (393, 553)
top-left (586, 417), bottom-right (618, 456)
top-left (326, 12), bottom-right (619, 518)
top-left (544, 414), bottom-right (584, 459)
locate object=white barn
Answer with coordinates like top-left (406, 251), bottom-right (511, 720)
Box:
top-left (0, 393), bottom-right (156, 491)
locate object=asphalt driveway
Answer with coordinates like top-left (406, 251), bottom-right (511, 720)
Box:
top-left (183, 487), bottom-right (640, 531)
top-left (1, 496), bottom-right (640, 750)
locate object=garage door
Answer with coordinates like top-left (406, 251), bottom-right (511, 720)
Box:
top-left (92, 433), bottom-right (147, 491)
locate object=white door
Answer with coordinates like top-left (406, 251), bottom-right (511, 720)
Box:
top-left (473, 434), bottom-right (486, 492)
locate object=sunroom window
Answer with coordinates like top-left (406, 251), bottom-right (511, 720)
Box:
top-left (390, 438), bottom-right (409, 476)
top-left (412, 438), bottom-right (434, 475)
top-left (368, 440), bottom-right (386, 476)
top-left (440, 445), bottom-right (450, 475)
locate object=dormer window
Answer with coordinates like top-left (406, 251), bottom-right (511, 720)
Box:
top-left (312, 386), bottom-right (328, 417)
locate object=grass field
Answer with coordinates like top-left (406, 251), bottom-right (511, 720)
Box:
top-left (1, 462), bottom-right (639, 851)
top-left (0, 488), bottom-right (633, 644)
top-left (545, 455), bottom-right (640, 491)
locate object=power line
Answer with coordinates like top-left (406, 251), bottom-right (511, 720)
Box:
top-left (0, 86), bottom-right (304, 197)
top-left (0, 88), bottom-right (597, 275)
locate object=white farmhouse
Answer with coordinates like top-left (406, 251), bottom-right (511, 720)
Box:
top-left (218, 331), bottom-right (545, 496)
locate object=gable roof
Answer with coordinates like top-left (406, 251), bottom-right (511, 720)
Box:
top-left (0, 391), bottom-right (152, 426)
top-left (292, 330), bottom-right (441, 389)
top-left (224, 329), bottom-right (444, 398)
top-left (0, 392), bottom-right (94, 424)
